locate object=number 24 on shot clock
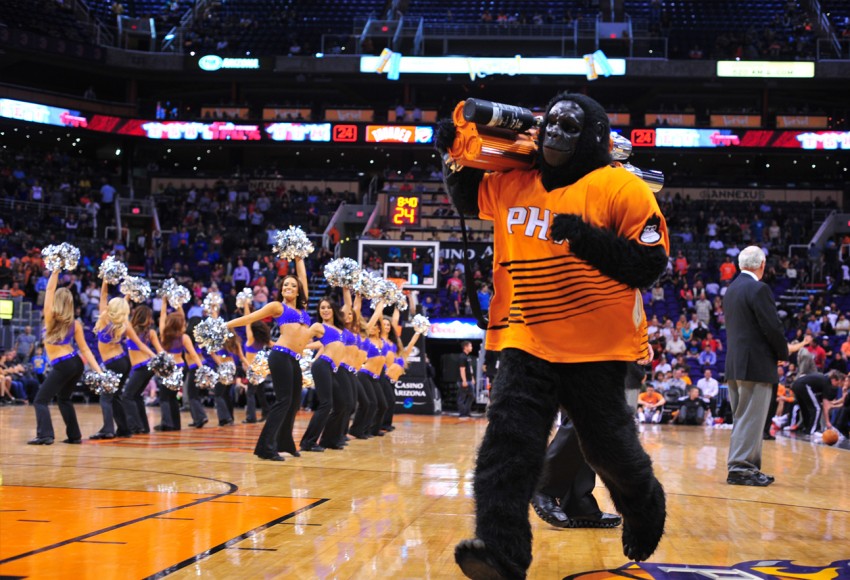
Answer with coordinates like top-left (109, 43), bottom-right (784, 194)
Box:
top-left (390, 195), bottom-right (420, 227)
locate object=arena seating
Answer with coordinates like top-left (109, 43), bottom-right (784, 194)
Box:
top-left (0, 0), bottom-right (91, 44)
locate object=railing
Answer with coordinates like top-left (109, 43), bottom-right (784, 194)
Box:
top-left (392, 15), bottom-right (404, 52)
top-left (817, 38), bottom-right (850, 59)
top-left (322, 201), bottom-right (346, 251)
top-left (75, 0), bottom-right (115, 46)
top-left (808, 0), bottom-right (841, 57)
top-left (0, 198), bottom-right (83, 221)
top-left (414, 17), bottom-right (424, 56)
top-left (418, 22), bottom-right (576, 38)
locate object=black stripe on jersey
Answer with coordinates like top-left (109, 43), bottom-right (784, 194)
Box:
top-left (500, 255), bottom-right (573, 268)
top-left (488, 324), bottom-right (509, 331)
top-left (512, 289), bottom-right (625, 312)
top-left (522, 296), bottom-right (626, 326)
top-left (513, 278), bottom-right (624, 299)
top-left (512, 272), bottom-right (628, 291)
top-left (509, 263), bottom-right (598, 280)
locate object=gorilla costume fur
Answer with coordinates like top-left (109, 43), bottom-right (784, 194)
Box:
top-left (437, 92), bottom-right (669, 579)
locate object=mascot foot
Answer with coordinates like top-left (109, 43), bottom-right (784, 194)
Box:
top-left (621, 481), bottom-right (666, 561)
top-left (455, 538), bottom-right (525, 580)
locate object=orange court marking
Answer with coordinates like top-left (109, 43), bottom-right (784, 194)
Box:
top-left (0, 486), bottom-right (324, 579)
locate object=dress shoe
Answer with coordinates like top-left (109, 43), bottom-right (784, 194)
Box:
top-left (256, 453), bottom-right (284, 462)
top-left (89, 433), bottom-right (115, 440)
top-left (63, 438), bottom-right (82, 444)
top-left (27, 437), bottom-right (54, 445)
top-left (324, 445), bottom-right (345, 450)
top-left (189, 418), bottom-right (209, 428)
top-left (116, 432), bottom-right (133, 438)
top-left (302, 445), bottom-right (325, 452)
top-left (242, 419), bottom-right (257, 424)
top-left (568, 512), bottom-right (622, 528)
top-left (289, 450), bottom-right (301, 457)
top-left (727, 471), bottom-right (773, 486)
top-left (759, 471), bottom-right (775, 483)
top-left (219, 419), bottom-right (234, 427)
top-left (531, 493), bottom-right (570, 528)
top-left (154, 425), bottom-right (176, 432)
top-left (762, 433), bottom-right (776, 440)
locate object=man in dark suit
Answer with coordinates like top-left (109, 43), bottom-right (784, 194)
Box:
top-left (724, 246), bottom-right (789, 486)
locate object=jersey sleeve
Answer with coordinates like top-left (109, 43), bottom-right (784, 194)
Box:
top-left (611, 172), bottom-right (670, 253)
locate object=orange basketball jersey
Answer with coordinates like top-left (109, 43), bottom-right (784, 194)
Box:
top-left (479, 165), bottom-right (669, 363)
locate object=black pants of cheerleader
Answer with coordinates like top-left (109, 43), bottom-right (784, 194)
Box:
top-left (320, 369), bottom-right (355, 448)
top-left (277, 362), bottom-right (303, 454)
top-left (122, 366), bottom-right (153, 433)
top-left (245, 379), bottom-right (270, 422)
top-left (255, 350), bottom-right (298, 458)
top-left (96, 356), bottom-right (132, 437)
top-left (369, 375), bottom-right (389, 436)
top-left (300, 357), bottom-right (335, 450)
top-left (350, 373), bottom-right (377, 438)
top-left (185, 366), bottom-right (207, 426)
top-left (159, 377), bottom-right (181, 430)
top-left (214, 381), bottom-right (233, 424)
top-left (33, 355), bottom-right (84, 441)
top-left (466, 349), bottom-right (665, 577)
top-left (380, 374), bottom-right (396, 430)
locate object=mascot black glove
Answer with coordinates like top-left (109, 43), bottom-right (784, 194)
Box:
top-left (550, 214), bottom-right (588, 245)
top-left (435, 118), bottom-right (457, 156)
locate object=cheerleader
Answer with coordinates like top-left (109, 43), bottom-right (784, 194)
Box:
top-left (242, 304), bottom-right (271, 423)
top-left (208, 335), bottom-right (246, 426)
top-left (226, 257), bottom-right (324, 461)
top-left (91, 281), bottom-right (135, 439)
top-left (385, 326), bottom-right (423, 388)
top-left (319, 288), bottom-right (360, 449)
top-left (182, 330), bottom-right (206, 429)
top-left (122, 305), bottom-right (161, 434)
top-left (377, 312), bottom-right (404, 433)
top-left (158, 307), bottom-right (203, 431)
top-left (350, 300), bottom-right (388, 439)
top-left (300, 297), bottom-right (347, 452)
top-left (29, 270), bottom-right (103, 445)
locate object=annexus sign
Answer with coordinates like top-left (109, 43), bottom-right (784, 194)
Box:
top-left (198, 55), bottom-right (260, 72)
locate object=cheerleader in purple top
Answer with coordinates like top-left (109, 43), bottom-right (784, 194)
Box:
top-left (226, 257), bottom-right (324, 461)
top-left (29, 270), bottom-right (103, 445)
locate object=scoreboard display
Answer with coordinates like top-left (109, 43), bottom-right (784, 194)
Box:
top-left (388, 195), bottom-right (421, 227)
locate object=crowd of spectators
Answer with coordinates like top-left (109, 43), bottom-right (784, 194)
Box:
top-left (3, 140), bottom-right (850, 435)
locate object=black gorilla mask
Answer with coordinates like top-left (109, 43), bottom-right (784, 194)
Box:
top-left (537, 92), bottom-right (612, 191)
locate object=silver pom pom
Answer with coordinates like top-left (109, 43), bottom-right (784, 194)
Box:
top-left (84, 369), bottom-right (123, 395)
top-left (300, 348), bottom-right (315, 388)
top-left (157, 278), bottom-right (191, 309)
top-left (355, 271), bottom-right (383, 299)
top-left (195, 366), bottom-right (218, 390)
top-left (147, 352), bottom-right (177, 378)
top-left (271, 225), bottom-right (314, 260)
top-left (412, 314), bottom-right (431, 335)
top-left (193, 317), bottom-right (233, 352)
top-left (161, 367), bottom-right (184, 391)
top-left (42, 243), bottom-right (81, 271)
top-left (120, 276), bottom-right (151, 303)
top-left (235, 288), bottom-right (253, 310)
top-left (98, 255), bottom-right (128, 285)
top-left (249, 349), bottom-right (270, 378)
top-left (247, 369), bottom-right (266, 385)
top-left (203, 292), bottom-right (223, 316)
top-left (324, 258), bottom-right (362, 288)
top-left (370, 279), bottom-right (402, 311)
top-left (217, 361), bottom-right (237, 385)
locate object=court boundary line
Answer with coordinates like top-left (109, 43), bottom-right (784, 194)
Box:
top-left (143, 498), bottom-right (329, 579)
top-left (0, 464), bottom-right (239, 565)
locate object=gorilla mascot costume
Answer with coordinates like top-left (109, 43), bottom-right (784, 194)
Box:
top-left (436, 93), bottom-right (669, 579)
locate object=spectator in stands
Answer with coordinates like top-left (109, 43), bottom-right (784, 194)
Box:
top-left (666, 330), bottom-right (686, 356)
top-left (650, 284), bottom-right (664, 305)
top-left (695, 292), bottom-right (711, 326)
top-left (674, 251), bottom-right (688, 276)
top-left (446, 269), bottom-right (463, 316)
top-left (698, 345), bottom-right (717, 367)
top-left (638, 385), bottom-right (666, 423)
top-left (232, 258), bottom-right (251, 291)
top-left (674, 387), bottom-right (710, 425)
top-left (697, 369), bottom-right (719, 414)
top-left (14, 326), bottom-right (36, 362)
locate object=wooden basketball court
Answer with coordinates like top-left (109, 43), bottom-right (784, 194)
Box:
top-left (1, 405), bottom-right (848, 579)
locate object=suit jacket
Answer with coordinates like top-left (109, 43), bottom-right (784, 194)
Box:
top-left (724, 272), bottom-right (788, 384)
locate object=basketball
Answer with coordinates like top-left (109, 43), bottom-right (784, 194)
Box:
top-left (822, 429), bottom-right (839, 446)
